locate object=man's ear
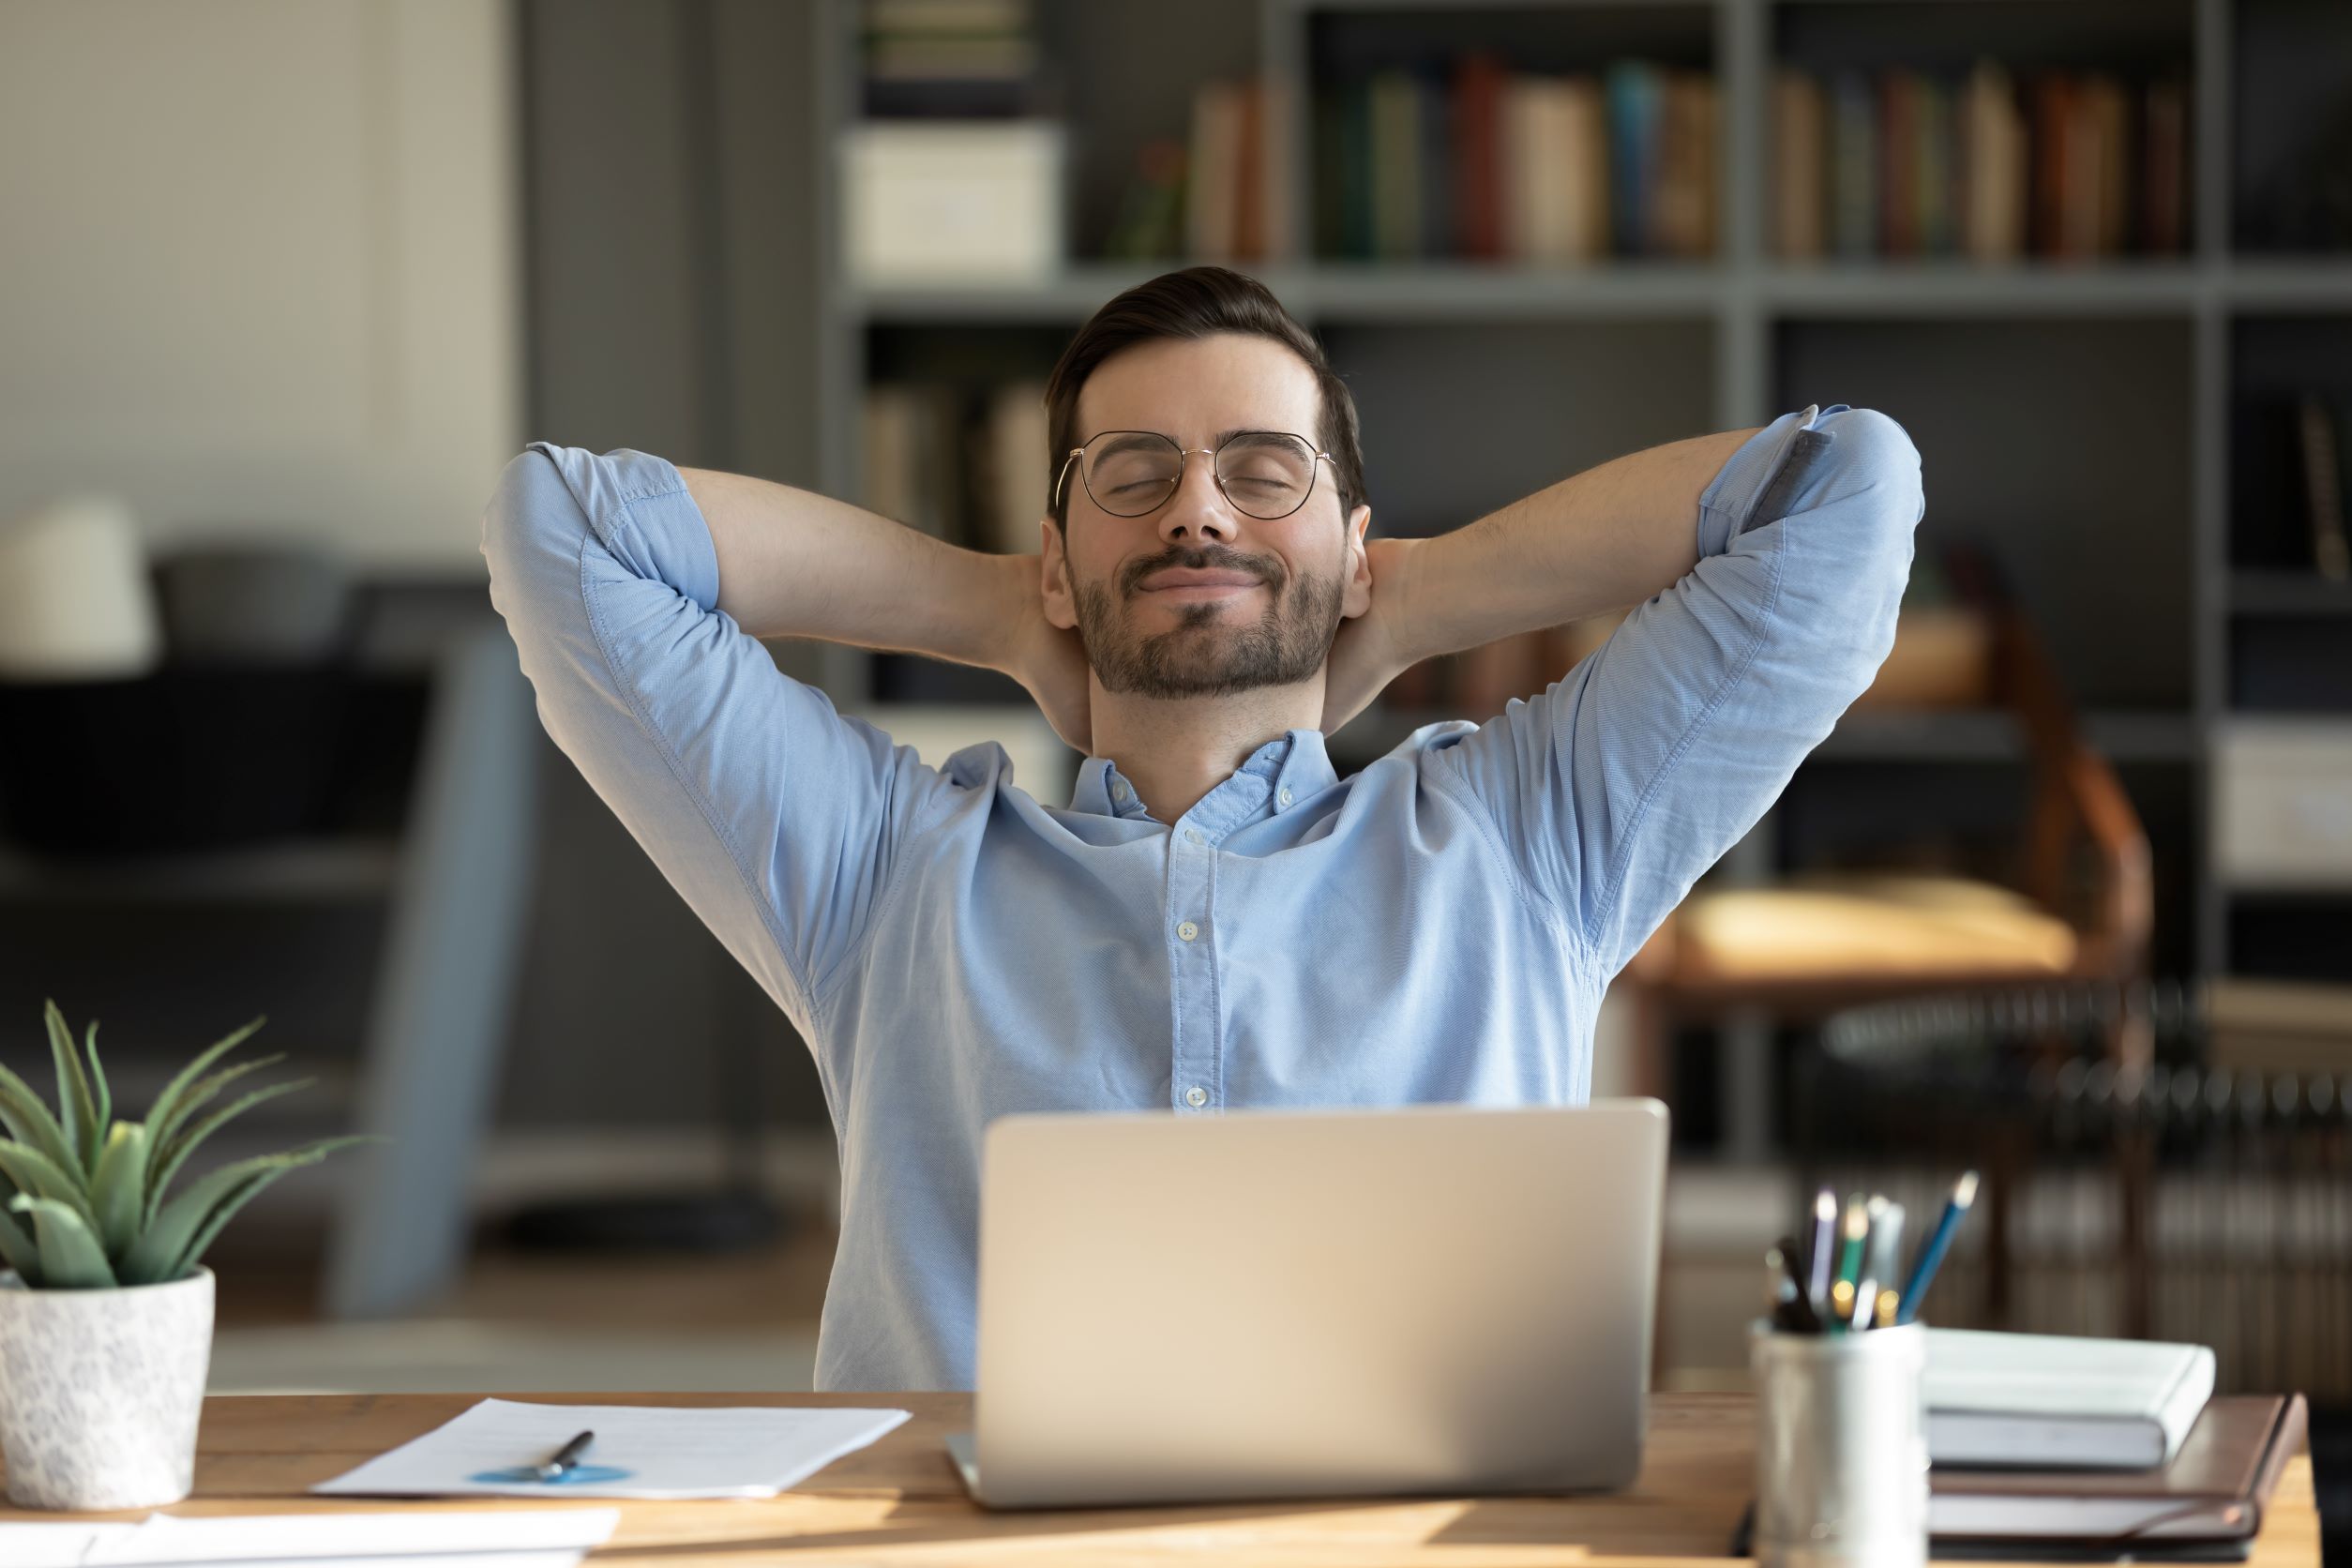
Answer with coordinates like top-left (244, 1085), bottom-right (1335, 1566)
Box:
top-left (1340, 503), bottom-right (1374, 620)
top-left (1039, 517), bottom-right (1078, 630)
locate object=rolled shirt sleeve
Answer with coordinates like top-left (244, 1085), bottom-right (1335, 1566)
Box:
top-left (479, 443), bottom-right (954, 1079)
top-left (1433, 403), bottom-right (1926, 976)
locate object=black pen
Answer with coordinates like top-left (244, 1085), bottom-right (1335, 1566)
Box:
top-left (1771, 1235), bottom-right (1822, 1333)
top-left (534, 1429), bottom-right (596, 1483)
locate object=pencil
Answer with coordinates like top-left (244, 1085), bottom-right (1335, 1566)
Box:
top-left (1805, 1188), bottom-right (1837, 1318)
top-left (1833, 1195), bottom-right (1869, 1297)
top-left (1895, 1169), bottom-right (1980, 1325)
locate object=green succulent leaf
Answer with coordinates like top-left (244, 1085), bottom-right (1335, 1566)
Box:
top-left (89, 1122), bottom-right (148, 1259)
top-left (0, 1199), bottom-right (38, 1283)
top-left (136, 1054), bottom-right (285, 1209)
top-left (141, 1017), bottom-right (267, 1159)
top-left (144, 1077), bottom-right (312, 1224)
top-left (9, 1196), bottom-right (114, 1289)
top-left (0, 1139), bottom-right (98, 1231)
top-left (0, 1058), bottom-right (77, 1177)
top-left (83, 1019), bottom-right (112, 1151)
top-left (119, 1138), bottom-right (366, 1285)
top-left (43, 1001), bottom-right (102, 1176)
top-left (166, 1171), bottom-right (286, 1281)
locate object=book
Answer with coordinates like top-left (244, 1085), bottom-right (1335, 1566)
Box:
top-left (2030, 72), bottom-right (2072, 258)
top-left (1186, 78), bottom-right (1244, 261)
top-left (1878, 70), bottom-right (1918, 257)
top-left (1654, 71), bottom-right (1715, 258)
top-left (2142, 77), bottom-right (2191, 255)
top-left (1453, 52), bottom-right (1508, 261)
top-left (1605, 61), bottom-right (1665, 256)
top-left (1417, 63), bottom-right (1451, 260)
top-left (1914, 73), bottom-right (1954, 256)
top-left (1503, 74), bottom-right (1606, 264)
top-left (2086, 73), bottom-right (2131, 257)
top-left (1929, 1395), bottom-right (2306, 1547)
top-left (1772, 68), bottom-right (1827, 260)
top-left (1337, 78), bottom-right (1373, 260)
top-left (1232, 76), bottom-right (1266, 261)
top-left (2298, 394), bottom-right (2352, 580)
top-left (1830, 71), bottom-right (1877, 259)
top-left (1924, 1328), bottom-right (2216, 1470)
top-left (1962, 60), bottom-right (2026, 263)
top-left (980, 379), bottom-right (1050, 555)
top-left (1369, 68), bottom-right (1422, 261)
top-left (862, 384), bottom-right (964, 541)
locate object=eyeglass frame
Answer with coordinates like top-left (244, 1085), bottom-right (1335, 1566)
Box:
top-left (1052, 429), bottom-right (1341, 522)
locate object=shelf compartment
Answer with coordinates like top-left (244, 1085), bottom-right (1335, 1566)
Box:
top-left (1774, 316), bottom-right (2195, 713)
top-left (1316, 318), bottom-right (1714, 538)
top-left (2227, 315), bottom-right (2352, 576)
top-left (2230, 571), bottom-right (2352, 617)
top-left (1304, 4), bottom-right (1718, 264)
top-left (2231, 0), bottom-right (2352, 258)
top-left (2228, 617), bottom-right (2352, 712)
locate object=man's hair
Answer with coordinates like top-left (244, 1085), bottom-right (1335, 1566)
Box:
top-left (1041, 265), bottom-right (1367, 531)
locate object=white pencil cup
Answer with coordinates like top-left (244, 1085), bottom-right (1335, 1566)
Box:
top-left (1749, 1319), bottom-right (1928, 1568)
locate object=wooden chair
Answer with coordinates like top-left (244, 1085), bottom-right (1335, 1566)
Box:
top-left (1619, 591), bottom-right (2156, 1107)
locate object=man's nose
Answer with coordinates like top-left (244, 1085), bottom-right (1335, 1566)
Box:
top-left (1156, 452), bottom-right (1237, 545)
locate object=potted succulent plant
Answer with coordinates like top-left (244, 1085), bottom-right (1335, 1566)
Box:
top-left (0, 1001), bottom-right (367, 1510)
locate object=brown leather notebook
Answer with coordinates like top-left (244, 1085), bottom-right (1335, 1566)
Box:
top-left (1930, 1394), bottom-right (2309, 1549)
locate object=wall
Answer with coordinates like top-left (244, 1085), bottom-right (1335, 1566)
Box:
top-left (0, 0), bottom-right (520, 568)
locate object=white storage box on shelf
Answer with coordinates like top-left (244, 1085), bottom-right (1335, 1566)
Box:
top-left (2213, 719), bottom-right (2352, 889)
top-left (841, 120), bottom-right (1066, 285)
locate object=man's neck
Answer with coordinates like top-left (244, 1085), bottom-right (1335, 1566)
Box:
top-left (1087, 674), bottom-right (1325, 823)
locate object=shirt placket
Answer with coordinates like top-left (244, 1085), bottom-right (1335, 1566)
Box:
top-left (1165, 817), bottom-right (1220, 1112)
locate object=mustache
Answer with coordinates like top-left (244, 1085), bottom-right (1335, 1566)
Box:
top-left (1120, 544), bottom-right (1284, 597)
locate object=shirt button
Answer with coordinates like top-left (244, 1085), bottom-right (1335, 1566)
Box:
top-left (1184, 1086), bottom-right (1208, 1108)
top-left (1184, 829), bottom-right (1203, 846)
top-left (1278, 787), bottom-right (1294, 807)
top-left (1176, 920), bottom-right (1199, 942)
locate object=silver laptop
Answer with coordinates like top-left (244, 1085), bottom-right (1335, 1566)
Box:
top-left (946, 1098), bottom-right (1668, 1509)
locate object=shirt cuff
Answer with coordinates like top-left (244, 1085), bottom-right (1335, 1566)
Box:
top-left (1695, 403), bottom-right (1847, 557)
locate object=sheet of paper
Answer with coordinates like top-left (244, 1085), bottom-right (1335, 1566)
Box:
top-left (310, 1398), bottom-right (912, 1500)
top-left (0, 1507), bottom-right (616, 1566)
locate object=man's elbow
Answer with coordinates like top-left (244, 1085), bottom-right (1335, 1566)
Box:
top-left (1815, 406), bottom-right (1926, 537)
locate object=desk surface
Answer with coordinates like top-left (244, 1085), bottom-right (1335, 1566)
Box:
top-left (2, 1393), bottom-right (2321, 1566)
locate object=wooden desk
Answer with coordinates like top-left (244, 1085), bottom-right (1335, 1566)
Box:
top-left (2, 1393), bottom-right (2321, 1565)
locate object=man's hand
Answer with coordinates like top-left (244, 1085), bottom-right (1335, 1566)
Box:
top-left (1319, 536), bottom-right (1421, 738)
top-left (995, 556), bottom-right (1093, 754)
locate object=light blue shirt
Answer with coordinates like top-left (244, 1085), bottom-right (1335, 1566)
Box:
top-left (480, 402), bottom-right (1922, 1391)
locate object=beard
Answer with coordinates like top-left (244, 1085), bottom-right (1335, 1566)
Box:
top-left (1073, 542), bottom-right (1347, 700)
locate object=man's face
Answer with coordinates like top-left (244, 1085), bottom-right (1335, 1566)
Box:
top-left (1041, 334), bottom-right (1373, 700)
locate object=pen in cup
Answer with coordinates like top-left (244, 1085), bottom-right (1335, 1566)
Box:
top-left (1895, 1169), bottom-right (1979, 1325)
top-left (533, 1429), bottom-right (596, 1484)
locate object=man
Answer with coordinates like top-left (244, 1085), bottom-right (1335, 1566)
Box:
top-left (482, 265), bottom-right (1923, 1392)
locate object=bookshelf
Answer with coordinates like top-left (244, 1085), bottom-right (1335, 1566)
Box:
top-left (811, 0), bottom-right (2352, 990)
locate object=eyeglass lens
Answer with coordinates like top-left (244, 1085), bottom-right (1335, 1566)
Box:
top-left (1081, 432), bottom-right (1318, 520)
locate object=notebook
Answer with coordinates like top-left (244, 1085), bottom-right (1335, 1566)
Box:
top-left (1926, 1328), bottom-right (2216, 1469)
top-left (1735, 1395), bottom-right (2306, 1561)
top-left (1929, 1394), bottom-right (2309, 1550)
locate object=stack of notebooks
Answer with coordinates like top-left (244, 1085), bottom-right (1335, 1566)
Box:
top-left (1921, 1329), bottom-right (2308, 1560)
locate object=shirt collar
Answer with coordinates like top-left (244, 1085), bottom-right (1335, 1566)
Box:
top-left (1067, 729), bottom-right (1340, 828)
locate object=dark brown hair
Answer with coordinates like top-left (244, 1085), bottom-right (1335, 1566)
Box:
top-left (1041, 265), bottom-right (1366, 531)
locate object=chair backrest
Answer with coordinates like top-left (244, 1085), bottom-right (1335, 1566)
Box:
top-left (1994, 606), bottom-right (2154, 985)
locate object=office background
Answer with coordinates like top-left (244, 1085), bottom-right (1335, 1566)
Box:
top-left (0, 0), bottom-right (2347, 1553)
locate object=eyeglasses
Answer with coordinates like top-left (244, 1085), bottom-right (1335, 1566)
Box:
top-left (1053, 430), bottom-right (1336, 521)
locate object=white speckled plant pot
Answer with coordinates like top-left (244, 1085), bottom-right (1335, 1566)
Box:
top-left (0, 1266), bottom-right (213, 1510)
